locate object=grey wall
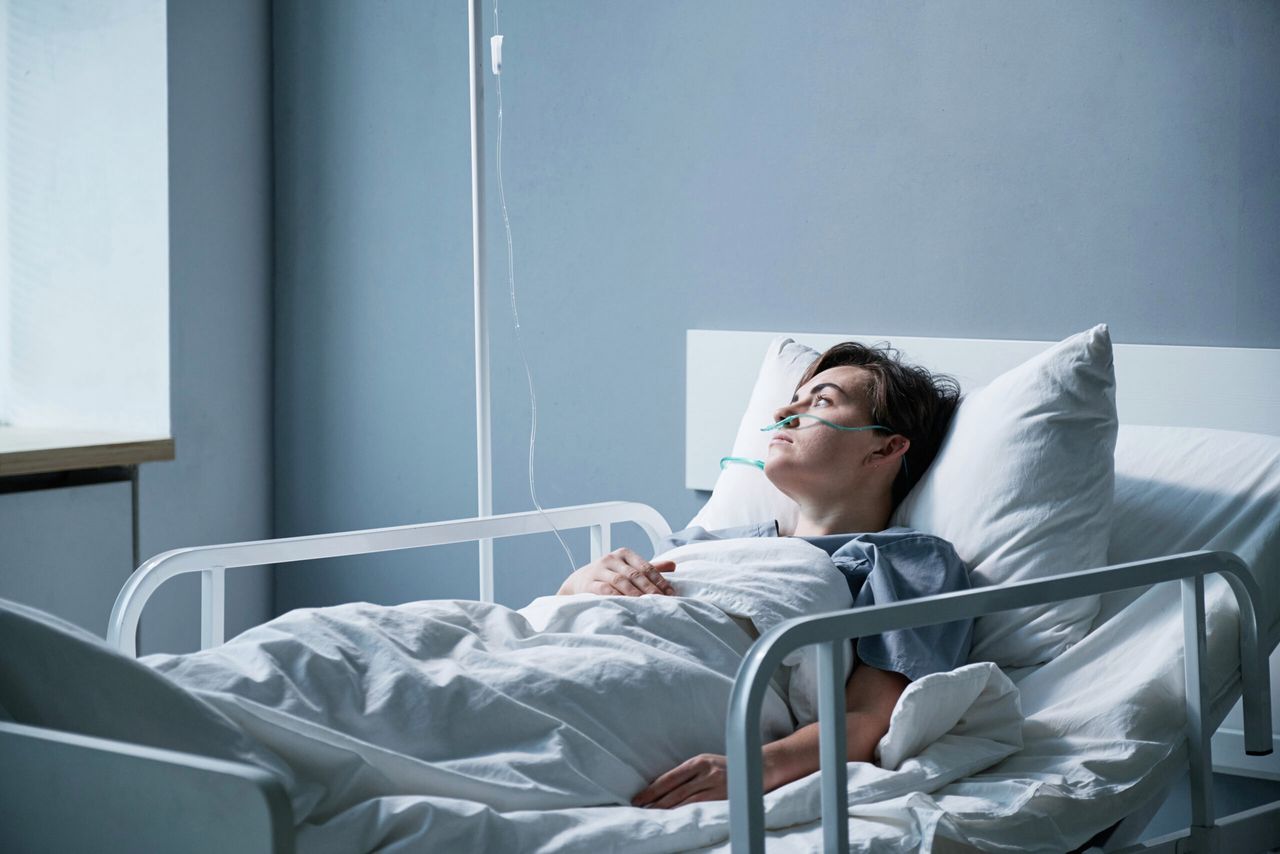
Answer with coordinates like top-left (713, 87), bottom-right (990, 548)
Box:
top-left (274, 0), bottom-right (1279, 613)
top-left (0, 0), bottom-right (275, 654)
top-left (0, 481), bottom-right (134, 635)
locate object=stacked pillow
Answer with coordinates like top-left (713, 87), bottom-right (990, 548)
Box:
top-left (688, 325), bottom-right (1119, 668)
top-left (1101, 424), bottom-right (1280, 638)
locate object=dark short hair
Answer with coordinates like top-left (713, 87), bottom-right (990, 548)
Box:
top-left (795, 341), bottom-right (961, 508)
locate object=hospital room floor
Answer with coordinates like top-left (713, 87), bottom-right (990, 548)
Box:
top-left (1141, 772), bottom-right (1280, 842)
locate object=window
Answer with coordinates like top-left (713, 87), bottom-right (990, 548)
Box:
top-left (1, 0), bottom-right (170, 471)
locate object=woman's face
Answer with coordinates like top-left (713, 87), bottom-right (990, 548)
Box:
top-left (763, 366), bottom-right (898, 503)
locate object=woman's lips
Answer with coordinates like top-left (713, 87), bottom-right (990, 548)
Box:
top-left (769, 436), bottom-right (792, 445)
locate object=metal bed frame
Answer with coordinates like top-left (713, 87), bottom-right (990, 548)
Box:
top-left (2, 500), bottom-right (1277, 853)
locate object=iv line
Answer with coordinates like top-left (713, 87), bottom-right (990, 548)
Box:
top-left (492, 6), bottom-right (579, 576)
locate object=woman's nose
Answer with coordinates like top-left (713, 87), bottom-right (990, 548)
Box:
top-left (771, 405), bottom-right (796, 426)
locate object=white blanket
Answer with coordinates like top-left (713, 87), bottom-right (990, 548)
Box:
top-left (0, 538), bottom-right (1022, 852)
top-left (691, 575), bottom-right (1263, 854)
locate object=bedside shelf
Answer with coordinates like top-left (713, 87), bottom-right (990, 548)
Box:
top-left (0, 428), bottom-right (174, 478)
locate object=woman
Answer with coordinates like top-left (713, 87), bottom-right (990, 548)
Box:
top-left (558, 342), bottom-right (971, 809)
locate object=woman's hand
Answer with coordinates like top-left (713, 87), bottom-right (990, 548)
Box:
top-left (633, 735), bottom-right (812, 808)
top-left (556, 548), bottom-right (676, 597)
top-left (631, 753), bottom-right (727, 808)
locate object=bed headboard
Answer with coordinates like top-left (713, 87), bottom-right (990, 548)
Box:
top-left (686, 329), bottom-right (1280, 490)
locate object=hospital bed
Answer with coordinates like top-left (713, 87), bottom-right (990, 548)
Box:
top-left (2, 328), bottom-right (1279, 853)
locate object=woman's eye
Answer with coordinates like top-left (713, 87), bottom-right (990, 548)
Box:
top-left (812, 396), bottom-right (830, 407)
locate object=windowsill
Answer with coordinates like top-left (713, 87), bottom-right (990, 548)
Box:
top-left (0, 427), bottom-right (175, 477)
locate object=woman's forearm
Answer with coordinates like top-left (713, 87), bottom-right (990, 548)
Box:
top-left (761, 711), bottom-right (886, 792)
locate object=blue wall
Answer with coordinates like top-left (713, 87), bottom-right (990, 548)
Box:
top-left (273, 0), bottom-right (1279, 613)
top-left (273, 1), bottom-right (486, 607)
top-left (139, 0), bottom-right (276, 653)
top-left (0, 0), bottom-right (275, 654)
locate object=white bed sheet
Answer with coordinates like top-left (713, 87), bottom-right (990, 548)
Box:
top-left (11, 550), bottom-right (1251, 853)
top-left (284, 659), bottom-right (1020, 853)
top-left (163, 537), bottom-right (1021, 852)
top-left (0, 538), bottom-right (1022, 853)
top-left (692, 571), bottom-right (1258, 853)
top-left (337, 564), bottom-right (1250, 854)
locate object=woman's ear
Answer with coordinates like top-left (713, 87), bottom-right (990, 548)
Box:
top-left (871, 435), bottom-right (910, 465)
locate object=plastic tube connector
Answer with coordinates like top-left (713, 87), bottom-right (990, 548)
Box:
top-left (491, 34), bottom-right (503, 76)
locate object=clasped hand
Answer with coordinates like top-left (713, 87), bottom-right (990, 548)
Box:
top-left (557, 547), bottom-right (677, 597)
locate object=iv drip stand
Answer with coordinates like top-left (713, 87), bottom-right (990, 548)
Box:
top-left (468, 0), bottom-right (495, 602)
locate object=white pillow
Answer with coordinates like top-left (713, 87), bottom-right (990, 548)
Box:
top-left (687, 336), bottom-right (811, 533)
top-left (892, 324), bottom-right (1118, 667)
top-left (1100, 425), bottom-right (1280, 638)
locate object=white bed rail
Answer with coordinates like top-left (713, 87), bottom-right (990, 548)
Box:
top-left (726, 550), bottom-right (1273, 854)
top-left (0, 720), bottom-right (293, 853)
top-left (107, 501), bottom-right (672, 658)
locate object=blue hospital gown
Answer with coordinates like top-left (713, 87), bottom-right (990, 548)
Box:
top-left (656, 523), bottom-right (973, 681)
